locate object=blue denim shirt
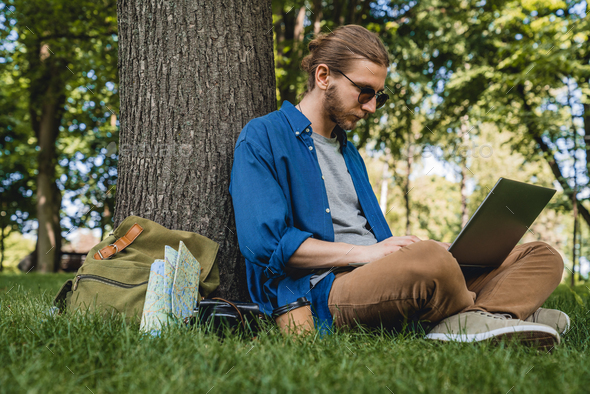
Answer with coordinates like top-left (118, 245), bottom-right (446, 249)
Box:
top-left (229, 100), bottom-right (393, 335)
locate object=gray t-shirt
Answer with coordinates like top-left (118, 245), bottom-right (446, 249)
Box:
top-left (309, 130), bottom-right (378, 287)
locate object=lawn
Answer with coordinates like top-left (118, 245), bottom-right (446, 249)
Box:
top-left (1, 273), bottom-right (589, 393)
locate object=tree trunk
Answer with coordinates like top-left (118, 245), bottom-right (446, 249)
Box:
top-left (460, 120), bottom-right (470, 227)
top-left (460, 165), bottom-right (468, 227)
top-left (404, 132), bottom-right (413, 235)
top-left (276, 4), bottom-right (303, 105)
top-left (114, 0), bottom-right (276, 301)
top-left (379, 157), bottom-right (389, 214)
top-left (572, 186), bottom-right (578, 286)
top-left (35, 78), bottom-right (65, 273)
top-left (584, 103), bottom-right (590, 175)
top-left (313, 0), bottom-right (323, 34)
top-left (100, 203), bottom-right (112, 241)
top-left (51, 179), bottom-right (63, 272)
top-left (293, 6), bottom-right (306, 43)
top-left (18, 240), bottom-right (38, 273)
top-left (273, 2), bottom-right (285, 45)
top-left (569, 83), bottom-right (578, 286)
top-left (0, 226), bottom-right (5, 272)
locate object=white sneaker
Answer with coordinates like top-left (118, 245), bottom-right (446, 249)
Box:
top-left (524, 308), bottom-right (571, 335)
top-left (425, 310), bottom-right (560, 349)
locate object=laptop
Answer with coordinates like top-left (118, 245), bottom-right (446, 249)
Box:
top-left (348, 177), bottom-right (556, 268)
top-left (447, 177), bottom-right (555, 267)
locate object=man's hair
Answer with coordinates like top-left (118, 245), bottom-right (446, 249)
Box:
top-left (299, 24), bottom-right (390, 99)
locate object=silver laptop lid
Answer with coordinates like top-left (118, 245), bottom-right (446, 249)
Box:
top-left (448, 177), bottom-right (556, 267)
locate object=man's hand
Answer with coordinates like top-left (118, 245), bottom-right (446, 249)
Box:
top-left (360, 236), bottom-right (451, 263)
top-left (432, 241), bottom-right (451, 250)
top-left (363, 235), bottom-right (423, 262)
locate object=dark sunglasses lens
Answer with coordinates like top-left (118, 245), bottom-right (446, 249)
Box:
top-left (376, 93), bottom-right (389, 109)
top-left (359, 90), bottom-right (389, 108)
top-left (358, 90), bottom-right (375, 104)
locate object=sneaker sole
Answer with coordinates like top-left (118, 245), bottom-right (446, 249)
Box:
top-left (560, 313), bottom-right (571, 336)
top-left (490, 331), bottom-right (558, 351)
top-left (425, 324), bottom-right (560, 349)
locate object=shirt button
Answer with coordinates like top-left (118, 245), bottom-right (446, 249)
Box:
top-left (326, 208), bottom-right (330, 213)
top-left (296, 131), bottom-right (300, 135)
top-left (305, 128), bottom-right (310, 132)
top-left (321, 175), bottom-right (325, 180)
top-left (309, 146), bottom-right (313, 151)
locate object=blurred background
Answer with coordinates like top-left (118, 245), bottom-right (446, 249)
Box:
top-left (0, 0), bottom-right (588, 286)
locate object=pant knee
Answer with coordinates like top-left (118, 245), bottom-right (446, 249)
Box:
top-left (532, 241), bottom-right (564, 281)
top-left (407, 240), bottom-right (463, 283)
top-left (403, 241), bottom-right (472, 318)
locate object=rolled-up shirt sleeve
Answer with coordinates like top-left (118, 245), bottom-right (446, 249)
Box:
top-left (229, 136), bottom-right (313, 279)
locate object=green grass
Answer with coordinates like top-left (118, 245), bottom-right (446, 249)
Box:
top-left (1, 273), bottom-right (589, 393)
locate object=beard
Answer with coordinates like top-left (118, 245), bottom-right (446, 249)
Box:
top-left (323, 84), bottom-right (363, 132)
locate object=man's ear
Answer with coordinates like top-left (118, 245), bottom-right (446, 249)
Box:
top-left (315, 64), bottom-right (331, 92)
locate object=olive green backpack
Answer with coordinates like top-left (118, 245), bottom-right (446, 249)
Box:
top-left (53, 215), bottom-right (220, 324)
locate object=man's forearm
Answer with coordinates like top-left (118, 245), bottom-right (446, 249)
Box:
top-left (286, 237), bottom-right (368, 269)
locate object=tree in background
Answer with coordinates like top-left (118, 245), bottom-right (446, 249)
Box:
top-left (113, 0), bottom-right (276, 300)
top-left (0, 0), bottom-right (118, 272)
top-left (357, 0), bottom-right (588, 282)
top-left (1, 0), bottom-right (587, 283)
top-left (0, 69), bottom-right (36, 271)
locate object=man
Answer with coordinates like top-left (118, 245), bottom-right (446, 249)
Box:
top-left (229, 25), bottom-right (569, 348)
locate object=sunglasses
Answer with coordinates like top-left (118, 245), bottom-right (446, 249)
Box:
top-left (332, 68), bottom-right (389, 109)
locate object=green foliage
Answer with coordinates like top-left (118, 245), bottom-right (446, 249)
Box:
top-left (0, 230), bottom-right (35, 272)
top-left (0, 0), bottom-right (119, 245)
top-left (1, 0), bottom-right (588, 274)
top-left (346, 0), bottom-right (588, 276)
top-left (0, 60), bottom-right (36, 233)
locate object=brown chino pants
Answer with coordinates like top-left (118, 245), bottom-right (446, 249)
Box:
top-left (327, 240), bottom-right (564, 330)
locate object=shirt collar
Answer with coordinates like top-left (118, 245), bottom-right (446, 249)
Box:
top-left (280, 100), bottom-right (348, 150)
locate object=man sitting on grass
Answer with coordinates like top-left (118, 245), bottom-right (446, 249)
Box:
top-left (229, 24), bottom-right (570, 348)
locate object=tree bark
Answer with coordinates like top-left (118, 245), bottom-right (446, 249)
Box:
top-left (294, 6), bottom-right (306, 43)
top-left (114, 0), bottom-right (276, 301)
top-left (404, 131), bottom-right (413, 235)
top-left (460, 165), bottom-right (468, 227)
top-left (572, 185), bottom-right (578, 286)
top-left (276, 4), bottom-right (302, 105)
top-left (379, 157), bottom-right (389, 214)
top-left (584, 103), bottom-right (590, 175)
top-left (313, 0), bottom-right (323, 34)
top-left (34, 72), bottom-right (65, 273)
top-left (0, 226), bottom-right (5, 272)
top-left (460, 120), bottom-right (470, 227)
top-left (273, 2), bottom-right (285, 45)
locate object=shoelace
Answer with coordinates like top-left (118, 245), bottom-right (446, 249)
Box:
top-left (475, 311), bottom-right (514, 320)
top-left (525, 309), bottom-right (541, 322)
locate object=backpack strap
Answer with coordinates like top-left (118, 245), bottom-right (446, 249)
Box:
top-left (53, 278), bottom-right (74, 313)
top-left (94, 223), bottom-right (144, 260)
top-left (211, 297), bottom-right (246, 330)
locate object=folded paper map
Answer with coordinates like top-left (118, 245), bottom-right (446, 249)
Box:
top-left (171, 242), bottom-right (201, 319)
top-left (140, 241), bottom-right (201, 336)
